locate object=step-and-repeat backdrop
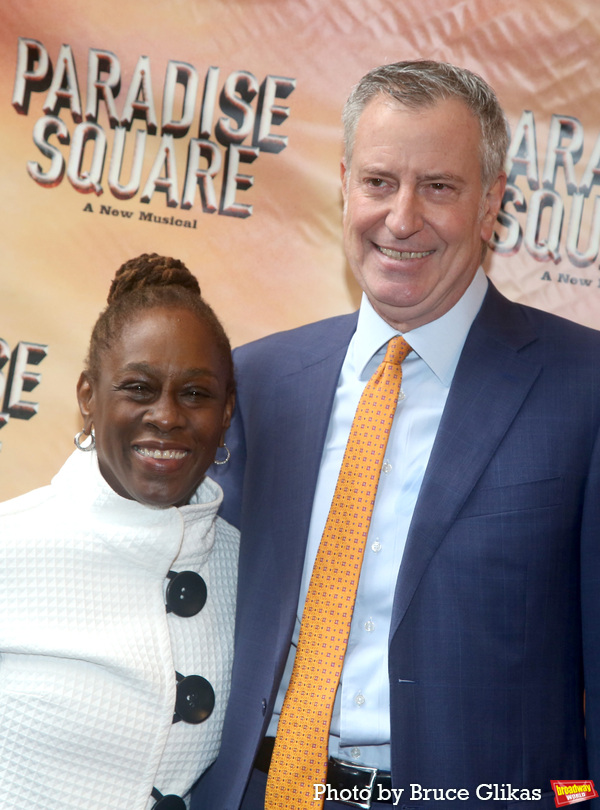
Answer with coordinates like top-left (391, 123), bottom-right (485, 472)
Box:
top-left (2, 0), bottom-right (599, 498)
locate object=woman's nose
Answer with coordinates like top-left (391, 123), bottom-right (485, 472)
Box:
top-left (144, 393), bottom-right (185, 430)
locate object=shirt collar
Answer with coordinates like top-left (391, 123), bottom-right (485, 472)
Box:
top-left (353, 267), bottom-right (489, 386)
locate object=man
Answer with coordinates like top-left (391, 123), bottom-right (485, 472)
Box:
top-left (193, 61), bottom-right (600, 809)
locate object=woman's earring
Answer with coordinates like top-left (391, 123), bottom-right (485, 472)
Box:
top-left (74, 429), bottom-right (95, 452)
top-left (213, 443), bottom-right (230, 465)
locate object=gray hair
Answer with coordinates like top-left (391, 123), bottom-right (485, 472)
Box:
top-left (342, 60), bottom-right (509, 191)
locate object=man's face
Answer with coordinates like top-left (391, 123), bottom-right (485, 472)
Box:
top-left (341, 95), bottom-right (506, 332)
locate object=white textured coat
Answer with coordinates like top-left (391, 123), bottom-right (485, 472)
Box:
top-left (0, 449), bottom-right (239, 810)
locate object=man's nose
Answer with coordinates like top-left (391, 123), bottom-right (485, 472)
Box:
top-left (385, 187), bottom-right (424, 238)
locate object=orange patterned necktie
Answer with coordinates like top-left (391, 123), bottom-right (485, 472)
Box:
top-left (264, 335), bottom-right (411, 810)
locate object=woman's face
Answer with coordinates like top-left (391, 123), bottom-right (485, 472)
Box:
top-left (77, 306), bottom-right (235, 508)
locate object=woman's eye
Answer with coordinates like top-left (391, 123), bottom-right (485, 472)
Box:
top-left (184, 388), bottom-right (208, 400)
top-left (121, 382), bottom-right (152, 398)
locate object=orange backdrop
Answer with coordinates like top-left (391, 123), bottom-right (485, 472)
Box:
top-left (2, 0), bottom-right (600, 498)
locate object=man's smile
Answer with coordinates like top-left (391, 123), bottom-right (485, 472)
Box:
top-left (377, 246), bottom-right (435, 260)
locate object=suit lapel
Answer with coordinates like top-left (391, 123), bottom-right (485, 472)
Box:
top-left (390, 285), bottom-right (542, 633)
top-left (268, 313), bottom-right (359, 597)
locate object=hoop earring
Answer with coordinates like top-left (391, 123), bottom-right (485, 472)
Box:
top-left (74, 429), bottom-right (95, 452)
top-left (213, 443), bottom-right (230, 465)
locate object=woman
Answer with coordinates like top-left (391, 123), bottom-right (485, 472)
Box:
top-left (0, 254), bottom-right (239, 810)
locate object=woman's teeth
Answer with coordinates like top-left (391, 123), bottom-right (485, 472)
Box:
top-left (135, 447), bottom-right (187, 460)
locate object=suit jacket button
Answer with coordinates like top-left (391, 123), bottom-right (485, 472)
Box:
top-left (262, 699), bottom-right (267, 715)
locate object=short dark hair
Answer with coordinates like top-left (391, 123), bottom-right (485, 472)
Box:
top-left (84, 253), bottom-right (234, 392)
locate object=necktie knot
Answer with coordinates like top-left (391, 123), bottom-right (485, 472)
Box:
top-left (384, 335), bottom-right (411, 366)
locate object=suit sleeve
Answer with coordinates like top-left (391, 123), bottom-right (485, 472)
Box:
top-left (581, 423), bottom-right (600, 789)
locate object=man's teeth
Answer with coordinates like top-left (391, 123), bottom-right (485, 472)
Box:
top-left (135, 447), bottom-right (187, 460)
top-left (379, 247), bottom-right (434, 260)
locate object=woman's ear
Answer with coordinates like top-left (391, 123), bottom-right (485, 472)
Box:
top-left (219, 389), bottom-right (236, 445)
top-left (76, 372), bottom-right (95, 433)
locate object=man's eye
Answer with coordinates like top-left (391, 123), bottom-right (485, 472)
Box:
top-left (367, 178), bottom-right (385, 187)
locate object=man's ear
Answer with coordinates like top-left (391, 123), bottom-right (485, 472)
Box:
top-left (480, 172), bottom-right (507, 243)
top-left (340, 158), bottom-right (348, 206)
top-left (76, 372), bottom-right (95, 433)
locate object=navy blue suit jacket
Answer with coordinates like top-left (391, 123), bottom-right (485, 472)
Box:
top-left (193, 283), bottom-right (600, 809)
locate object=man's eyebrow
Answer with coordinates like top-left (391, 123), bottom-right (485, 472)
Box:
top-left (418, 171), bottom-right (465, 183)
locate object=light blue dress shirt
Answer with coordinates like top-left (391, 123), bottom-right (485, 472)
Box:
top-left (267, 269), bottom-right (489, 771)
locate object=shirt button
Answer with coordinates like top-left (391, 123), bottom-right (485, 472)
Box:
top-left (364, 618), bottom-right (375, 632)
top-left (398, 389), bottom-right (406, 401)
top-left (355, 692), bottom-right (366, 706)
top-left (371, 540), bottom-right (382, 553)
top-left (382, 460), bottom-right (392, 474)
top-left (350, 747), bottom-right (361, 759)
